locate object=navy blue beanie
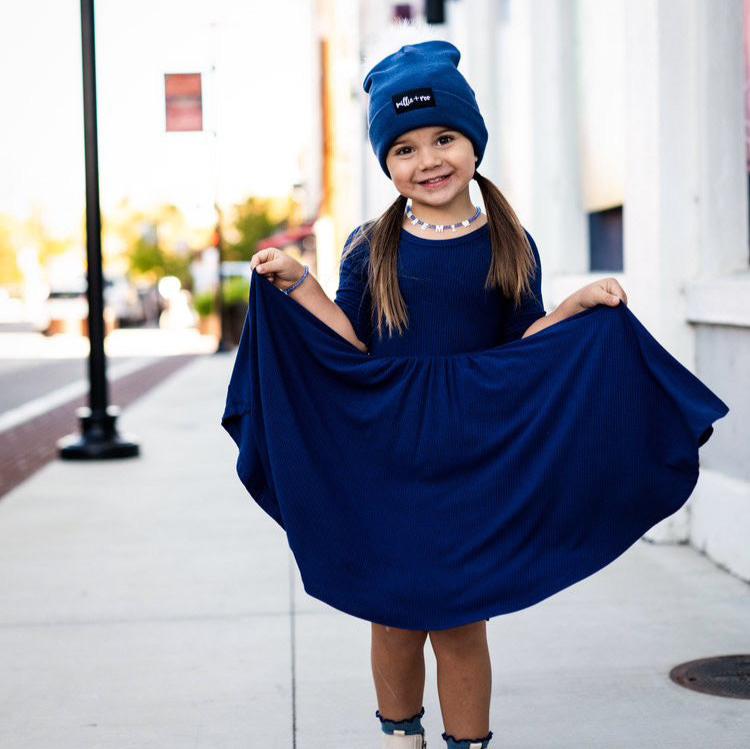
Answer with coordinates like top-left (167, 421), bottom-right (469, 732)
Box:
top-left (362, 40), bottom-right (488, 179)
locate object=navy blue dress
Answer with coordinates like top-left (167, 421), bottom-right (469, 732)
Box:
top-left (220, 223), bottom-right (729, 631)
top-left (334, 222), bottom-right (546, 356)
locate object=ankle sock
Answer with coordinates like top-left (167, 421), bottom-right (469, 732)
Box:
top-left (375, 705), bottom-right (426, 736)
top-left (441, 729), bottom-right (493, 748)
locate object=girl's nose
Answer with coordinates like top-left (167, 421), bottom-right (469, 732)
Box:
top-left (418, 152), bottom-right (442, 170)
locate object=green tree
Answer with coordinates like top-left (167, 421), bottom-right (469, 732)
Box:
top-left (120, 203), bottom-right (194, 288)
top-left (128, 225), bottom-right (192, 289)
top-left (223, 196), bottom-right (288, 261)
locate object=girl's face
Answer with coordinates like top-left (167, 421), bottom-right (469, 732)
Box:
top-left (385, 125), bottom-right (477, 214)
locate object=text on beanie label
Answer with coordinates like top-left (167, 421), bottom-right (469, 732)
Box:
top-left (391, 87), bottom-right (437, 114)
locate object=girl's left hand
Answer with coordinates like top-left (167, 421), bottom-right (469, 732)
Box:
top-left (570, 278), bottom-right (628, 312)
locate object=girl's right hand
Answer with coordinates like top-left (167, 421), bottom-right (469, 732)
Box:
top-left (249, 249), bottom-right (306, 293)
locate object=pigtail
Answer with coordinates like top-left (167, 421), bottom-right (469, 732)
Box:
top-left (474, 170), bottom-right (539, 309)
top-left (345, 194), bottom-right (409, 340)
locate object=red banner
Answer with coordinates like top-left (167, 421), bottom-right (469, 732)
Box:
top-left (164, 73), bottom-right (203, 132)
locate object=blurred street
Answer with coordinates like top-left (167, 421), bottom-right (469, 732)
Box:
top-left (0, 352), bottom-right (747, 748)
top-left (0, 323), bottom-right (215, 412)
top-left (0, 324), bottom-right (216, 497)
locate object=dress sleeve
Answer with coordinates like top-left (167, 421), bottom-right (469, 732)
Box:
top-left (334, 227), bottom-right (373, 346)
top-left (500, 228), bottom-right (547, 343)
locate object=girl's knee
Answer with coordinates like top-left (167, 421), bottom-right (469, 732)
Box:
top-left (428, 620), bottom-right (487, 654)
top-left (372, 622), bottom-right (428, 650)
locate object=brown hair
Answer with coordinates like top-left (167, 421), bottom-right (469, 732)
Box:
top-left (341, 170), bottom-right (540, 342)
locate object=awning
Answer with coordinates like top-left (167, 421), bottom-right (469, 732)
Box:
top-left (256, 223), bottom-right (315, 251)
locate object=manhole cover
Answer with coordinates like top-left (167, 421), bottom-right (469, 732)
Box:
top-left (670, 655), bottom-right (750, 699)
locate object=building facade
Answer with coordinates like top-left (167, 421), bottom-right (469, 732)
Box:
top-left (311, 0), bottom-right (749, 581)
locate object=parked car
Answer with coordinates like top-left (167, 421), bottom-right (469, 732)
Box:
top-left (104, 274), bottom-right (147, 327)
top-left (33, 275), bottom-right (121, 336)
top-left (32, 277), bottom-right (88, 335)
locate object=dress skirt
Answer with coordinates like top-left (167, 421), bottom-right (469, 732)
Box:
top-left (220, 270), bottom-right (729, 631)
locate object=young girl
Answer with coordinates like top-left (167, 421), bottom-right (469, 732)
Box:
top-left (233, 40), bottom-right (727, 749)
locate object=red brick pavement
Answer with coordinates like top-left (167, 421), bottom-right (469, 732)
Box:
top-left (0, 354), bottom-right (201, 500)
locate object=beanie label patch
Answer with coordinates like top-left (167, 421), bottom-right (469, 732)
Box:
top-left (391, 87), bottom-right (436, 114)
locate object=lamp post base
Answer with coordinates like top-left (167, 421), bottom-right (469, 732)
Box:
top-left (58, 405), bottom-right (139, 460)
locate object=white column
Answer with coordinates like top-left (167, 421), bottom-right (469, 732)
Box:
top-left (622, 0), bottom-right (748, 542)
top-left (496, 1), bottom-right (534, 220)
top-left (497, 0), bottom-right (586, 309)
top-left (692, 0), bottom-right (748, 279)
top-left (528, 0), bottom-right (587, 284)
top-left (684, 0), bottom-right (749, 582)
top-left (625, 0), bottom-right (747, 351)
top-left (458, 0), bottom-right (501, 181)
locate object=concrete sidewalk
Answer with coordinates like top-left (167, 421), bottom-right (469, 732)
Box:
top-left (0, 353), bottom-right (747, 748)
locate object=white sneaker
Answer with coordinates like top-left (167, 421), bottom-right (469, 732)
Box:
top-left (381, 730), bottom-right (427, 748)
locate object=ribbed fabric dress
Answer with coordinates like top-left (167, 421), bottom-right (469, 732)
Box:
top-left (220, 223), bottom-right (729, 631)
top-left (335, 223), bottom-right (546, 355)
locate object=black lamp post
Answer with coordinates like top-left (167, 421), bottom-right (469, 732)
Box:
top-left (58, 0), bottom-right (139, 460)
top-left (425, 0), bottom-right (446, 24)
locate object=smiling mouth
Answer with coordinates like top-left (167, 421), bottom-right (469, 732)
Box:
top-left (418, 173), bottom-right (452, 186)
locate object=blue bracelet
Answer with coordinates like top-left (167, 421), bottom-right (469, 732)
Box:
top-left (282, 265), bottom-right (309, 295)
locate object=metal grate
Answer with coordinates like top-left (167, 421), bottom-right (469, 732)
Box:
top-left (670, 655), bottom-right (750, 699)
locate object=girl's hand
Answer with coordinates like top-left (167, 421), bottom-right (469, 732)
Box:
top-left (568, 278), bottom-right (628, 313)
top-left (249, 249), bottom-right (306, 292)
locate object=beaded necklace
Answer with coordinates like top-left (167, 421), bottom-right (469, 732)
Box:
top-left (405, 202), bottom-right (482, 232)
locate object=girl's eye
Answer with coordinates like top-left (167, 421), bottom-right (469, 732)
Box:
top-left (394, 134), bottom-right (455, 156)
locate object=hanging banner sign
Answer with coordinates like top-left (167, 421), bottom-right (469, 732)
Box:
top-left (164, 73), bottom-right (203, 132)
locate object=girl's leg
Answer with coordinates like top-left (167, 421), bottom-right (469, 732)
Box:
top-left (428, 620), bottom-right (492, 745)
top-left (371, 622), bottom-right (429, 720)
